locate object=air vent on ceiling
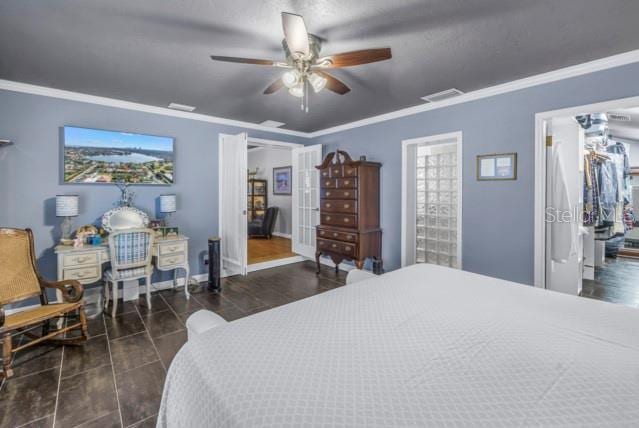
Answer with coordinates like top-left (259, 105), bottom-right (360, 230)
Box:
top-left (259, 120), bottom-right (285, 128)
top-left (421, 88), bottom-right (464, 103)
top-left (608, 113), bottom-right (631, 122)
top-left (168, 102), bottom-right (196, 112)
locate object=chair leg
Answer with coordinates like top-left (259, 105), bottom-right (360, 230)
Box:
top-left (146, 275), bottom-right (152, 310)
top-left (79, 307), bottom-right (89, 340)
top-left (111, 281), bottom-right (119, 318)
top-left (104, 279), bottom-right (110, 310)
top-left (2, 332), bottom-right (13, 379)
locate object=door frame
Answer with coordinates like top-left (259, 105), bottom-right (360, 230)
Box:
top-left (218, 135), bottom-right (305, 275)
top-left (533, 95), bottom-right (639, 289)
top-left (401, 131), bottom-right (463, 268)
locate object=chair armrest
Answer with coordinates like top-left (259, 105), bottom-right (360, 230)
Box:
top-left (42, 279), bottom-right (84, 303)
top-left (0, 305), bottom-right (4, 328)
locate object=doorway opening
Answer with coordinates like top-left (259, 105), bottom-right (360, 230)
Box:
top-left (247, 140), bottom-right (301, 269)
top-left (539, 101), bottom-right (639, 307)
top-left (401, 132), bottom-right (463, 269)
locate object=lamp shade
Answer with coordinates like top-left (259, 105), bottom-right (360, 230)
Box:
top-left (56, 195), bottom-right (79, 217)
top-left (160, 194), bottom-right (177, 213)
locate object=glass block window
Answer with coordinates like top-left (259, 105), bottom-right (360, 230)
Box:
top-left (415, 143), bottom-right (459, 268)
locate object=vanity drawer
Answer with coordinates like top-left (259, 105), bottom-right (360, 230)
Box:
top-left (321, 189), bottom-right (358, 200)
top-left (317, 228), bottom-right (358, 243)
top-left (159, 253), bottom-right (185, 268)
top-left (317, 238), bottom-right (358, 257)
top-left (159, 242), bottom-right (186, 256)
top-left (321, 199), bottom-right (357, 214)
top-left (336, 178), bottom-right (357, 188)
top-left (321, 213), bottom-right (357, 228)
top-left (63, 252), bottom-right (99, 267)
top-left (64, 266), bottom-right (100, 282)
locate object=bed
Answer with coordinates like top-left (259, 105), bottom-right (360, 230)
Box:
top-left (158, 264), bottom-right (639, 427)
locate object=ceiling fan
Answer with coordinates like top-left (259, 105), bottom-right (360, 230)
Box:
top-left (210, 12), bottom-right (392, 112)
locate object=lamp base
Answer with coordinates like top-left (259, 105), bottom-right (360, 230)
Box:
top-left (60, 217), bottom-right (74, 241)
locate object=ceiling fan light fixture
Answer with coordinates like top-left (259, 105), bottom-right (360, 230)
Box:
top-left (288, 83), bottom-right (304, 98)
top-left (308, 72), bottom-right (327, 93)
top-left (282, 70), bottom-right (300, 88)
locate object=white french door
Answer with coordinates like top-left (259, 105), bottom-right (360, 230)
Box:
top-left (218, 132), bottom-right (248, 276)
top-left (402, 132), bottom-right (462, 268)
top-left (292, 144), bottom-right (322, 259)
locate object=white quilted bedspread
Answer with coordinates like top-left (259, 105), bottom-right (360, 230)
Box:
top-left (158, 264), bottom-right (639, 427)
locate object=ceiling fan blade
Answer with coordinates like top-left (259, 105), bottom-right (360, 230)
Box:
top-left (319, 48), bottom-right (392, 68)
top-left (210, 55), bottom-right (277, 66)
top-left (282, 12), bottom-right (310, 57)
top-left (315, 71), bottom-right (350, 95)
top-left (263, 78), bottom-right (285, 94)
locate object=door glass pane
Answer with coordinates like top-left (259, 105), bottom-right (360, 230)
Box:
top-left (415, 142), bottom-right (459, 267)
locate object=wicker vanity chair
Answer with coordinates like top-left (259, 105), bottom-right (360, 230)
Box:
top-left (0, 228), bottom-right (88, 379)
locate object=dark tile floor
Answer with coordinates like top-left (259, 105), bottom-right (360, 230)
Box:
top-left (0, 261), bottom-right (345, 428)
top-left (582, 257), bottom-right (639, 308)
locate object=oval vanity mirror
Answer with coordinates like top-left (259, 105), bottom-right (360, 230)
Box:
top-left (102, 206), bottom-right (149, 232)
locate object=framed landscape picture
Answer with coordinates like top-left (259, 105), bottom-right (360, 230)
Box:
top-left (62, 126), bottom-right (174, 185)
top-left (273, 166), bottom-right (292, 195)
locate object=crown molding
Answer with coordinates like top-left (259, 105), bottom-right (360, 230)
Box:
top-left (306, 48), bottom-right (639, 138)
top-left (2, 48), bottom-right (639, 139)
top-left (0, 79), bottom-right (308, 138)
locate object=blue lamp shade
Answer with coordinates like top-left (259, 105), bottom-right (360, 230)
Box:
top-left (56, 195), bottom-right (79, 217)
top-left (160, 194), bottom-right (177, 213)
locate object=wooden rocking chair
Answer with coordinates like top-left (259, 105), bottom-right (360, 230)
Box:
top-left (0, 228), bottom-right (88, 378)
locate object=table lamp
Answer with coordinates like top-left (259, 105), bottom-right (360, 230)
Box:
top-left (160, 194), bottom-right (177, 226)
top-left (56, 195), bottom-right (79, 242)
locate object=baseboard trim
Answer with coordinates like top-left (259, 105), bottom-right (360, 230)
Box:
top-left (271, 232), bottom-right (292, 239)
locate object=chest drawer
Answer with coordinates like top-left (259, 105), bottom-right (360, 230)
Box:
top-left (320, 168), bottom-right (331, 179)
top-left (317, 228), bottom-right (358, 243)
top-left (321, 199), bottom-right (357, 214)
top-left (343, 165), bottom-right (358, 177)
top-left (329, 166), bottom-right (343, 177)
top-left (64, 266), bottom-right (100, 282)
top-left (159, 242), bottom-right (186, 256)
top-left (321, 213), bottom-right (357, 228)
top-left (321, 188), bottom-right (357, 200)
top-left (336, 178), bottom-right (357, 188)
top-left (159, 253), bottom-right (186, 268)
top-left (321, 178), bottom-right (338, 188)
top-left (317, 238), bottom-right (358, 257)
top-left (63, 252), bottom-right (99, 267)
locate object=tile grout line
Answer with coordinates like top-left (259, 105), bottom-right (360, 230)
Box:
top-left (127, 413), bottom-right (157, 428)
top-left (103, 313), bottom-right (125, 428)
top-left (52, 318), bottom-right (67, 428)
top-left (134, 305), bottom-right (167, 373)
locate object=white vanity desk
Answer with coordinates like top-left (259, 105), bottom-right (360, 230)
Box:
top-left (54, 206), bottom-right (191, 303)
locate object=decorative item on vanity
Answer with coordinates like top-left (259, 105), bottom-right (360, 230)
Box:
top-left (160, 194), bottom-right (177, 226)
top-left (56, 194), bottom-right (79, 244)
top-left (101, 205), bottom-right (149, 232)
top-left (115, 182), bottom-right (136, 207)
top-left (477, 153), bottom-right (517, 181)
top-left (273, 166), bottom-right (292, 195)
top-left (315, 150), bottom-right (383, 274)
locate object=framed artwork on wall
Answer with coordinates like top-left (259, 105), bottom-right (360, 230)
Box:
top-left (476, 153), bottom-right (517, 181)
top-left (273, 166), bottom-right (292, 195)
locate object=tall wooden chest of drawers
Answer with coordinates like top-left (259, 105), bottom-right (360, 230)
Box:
top-left (315, 150), bottom-right (382, 273)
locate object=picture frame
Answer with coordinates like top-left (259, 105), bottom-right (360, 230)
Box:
top-left (273, 166), bottom-right (292, 195)
top-left (476, 153), bottom-right (517, 181)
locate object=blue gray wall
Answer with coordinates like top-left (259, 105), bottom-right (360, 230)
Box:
top-left (0, 90), bottom-right (303, 288)
top-left (312, 62), bottom-right (639, 285)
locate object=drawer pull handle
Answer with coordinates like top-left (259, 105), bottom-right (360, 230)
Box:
top-left (75, 256), bottom-right (88, 263)
top-left (347, 235), bottom-right (353, 240)
top-left (326, 191), bottom-right (331, 196)
top-left (344, 204), bottom-right (350, 209)
top-left (344, 192), bottom-right (350, 197)
top-left (166, 258), bottom-right (176, 264)
top-left (333, 233), bottom-right (338, 237)
top-left (333, 169), bottom-right (339, 174)
top-left (325, 181), bottom-right (331, 186)
top-left (344, 181), bottom-right (350, 185)
top-left (332, 244), bottom-right (337, 248)
top-left (344, 218), bottom-right (350, 223)
top-left (73, 271), bottom-right (90, 278)
top-left (326, 203), bottom-right (331, 208)
top-left (348, 169), bottom-right (354, 174)
top-left (320, 231), bottom-right (325, 235)
top-left (345, 246), bottom-right (351, 251)
top-left (326, 216), bottom-right (331, 221)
